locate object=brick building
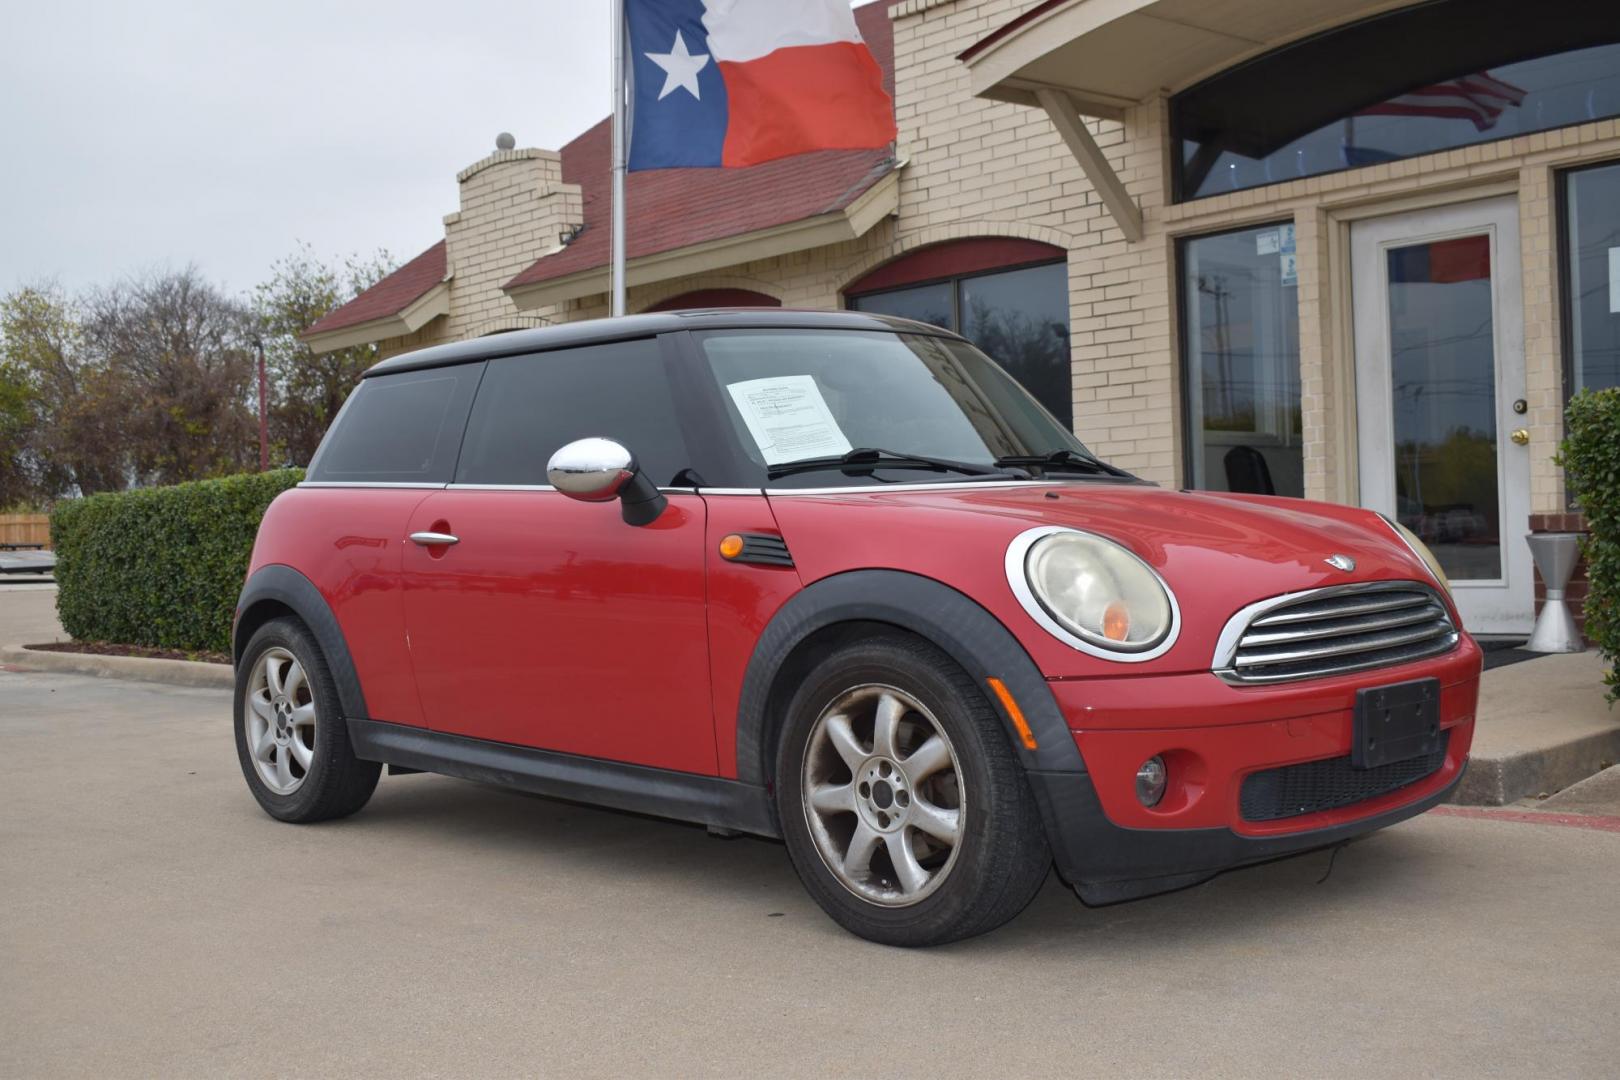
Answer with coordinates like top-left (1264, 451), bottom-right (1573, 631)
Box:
top-left (305, 0), bottom-right (1620, 637)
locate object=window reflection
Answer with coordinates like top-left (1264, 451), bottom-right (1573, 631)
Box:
top-left (1387, 236), bottom-right (1501, 580)
top-left (848, 261), bottom-right (1072, 427)
top-left (1564, 161), bottom-right (1620, 394)
top-left (1172, 0), bottom-right (1620, 201)
top-left (1180, 224), bottom-right (1303, 498)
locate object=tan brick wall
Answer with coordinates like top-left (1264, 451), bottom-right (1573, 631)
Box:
top-left (442, 148), bottom-right (580, 341)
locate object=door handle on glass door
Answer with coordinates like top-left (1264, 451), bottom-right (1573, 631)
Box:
top-left (1510, 429), bottom-right (1529, 445)
top-left (409, 531), bottom-right (460, 546)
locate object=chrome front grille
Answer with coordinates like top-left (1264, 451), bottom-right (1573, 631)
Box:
top-left (1213, 582), bottom-right (1458, 685)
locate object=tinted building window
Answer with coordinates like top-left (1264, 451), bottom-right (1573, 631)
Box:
top-left (1180, 224), bottom-right (1303, 498)
top-left (455, 339), bottom-right (693, 487)
top-left (1564, 161), bottom-right (1620, 394)
top-left (849, 261), bottom-right (1071, 427)
top-left (1173, 0), bottom-right (1620, 201)
top-left (307, 364), bottom-right (483, 484)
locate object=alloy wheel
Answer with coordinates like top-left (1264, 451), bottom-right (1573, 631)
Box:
top-left (800, 684), bottom-right (964, 907)
top-left (244, 646), bottom-right (316, 795)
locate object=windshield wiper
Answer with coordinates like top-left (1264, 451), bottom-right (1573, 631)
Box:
top-left (767, 447), bottom-right (1011, 481)
top-left (993, 449), bottom-right (1135, 479)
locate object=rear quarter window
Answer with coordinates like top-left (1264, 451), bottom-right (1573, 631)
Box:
top-left (306, 364), bottom-right (484, 484)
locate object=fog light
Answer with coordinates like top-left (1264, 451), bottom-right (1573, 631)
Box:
top-left (1136, 755), bottom-right (1167, 807)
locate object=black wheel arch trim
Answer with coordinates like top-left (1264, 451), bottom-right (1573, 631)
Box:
top-left (234, 564), bottom-right (368, 722)
top-left (733, 568), bottom-right (1088, 789)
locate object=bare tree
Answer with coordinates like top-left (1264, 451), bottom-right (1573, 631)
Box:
top-left (252, 244), bottom-right (395, 467)
top-left (81, 267), bottom-right (257, 484)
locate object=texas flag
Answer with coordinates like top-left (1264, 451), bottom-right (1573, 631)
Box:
top-left (626, 0), bottom-right (897, 170)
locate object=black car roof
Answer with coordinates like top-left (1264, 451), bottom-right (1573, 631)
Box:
top-left (363, 309), bottom-right (964, 377)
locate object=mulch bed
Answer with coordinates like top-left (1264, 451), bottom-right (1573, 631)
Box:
top-left (27, 641), bottom-right (231, 665)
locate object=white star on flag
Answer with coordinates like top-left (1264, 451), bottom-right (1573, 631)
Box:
top-left (646, 30), bottom-right (710, 101)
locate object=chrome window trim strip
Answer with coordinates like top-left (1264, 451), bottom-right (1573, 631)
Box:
top-left (1210, 580), bottom-right (1457, 683)
top-left (1002, 525), bottom-right (1182, 663)
top-left (298, 481), bottom-right (448, 489)
top-left (300, 482), bottom-right (700, 493)
top-left (445, 483), bottom-right (698, 493)
top-left (765, 479), bottom-right (1060, 496)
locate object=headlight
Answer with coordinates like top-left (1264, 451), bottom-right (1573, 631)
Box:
top-left (1007, 527), bottom-right (1179, 660)
top-left (1381, 515), bottom-right (1451, 595)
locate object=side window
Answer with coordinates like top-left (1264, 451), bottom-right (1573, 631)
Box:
top-left (307, 364), bottom-right (483, 484)
top-left (455, 339), bottom-right (693, 487)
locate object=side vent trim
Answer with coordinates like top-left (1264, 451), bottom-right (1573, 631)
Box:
top-left (734, 533), bottom-right (794, 568)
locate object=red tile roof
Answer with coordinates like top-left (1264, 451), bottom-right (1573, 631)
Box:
top-left (506, 0), bottom-right (900, 292)
top-left (304, 241), bottom-right (446, 337)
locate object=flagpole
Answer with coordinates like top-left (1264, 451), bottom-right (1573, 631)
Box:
top-left (609, 0), bottom-right (627, 317)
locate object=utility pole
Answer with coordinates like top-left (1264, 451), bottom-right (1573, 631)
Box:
top-left (254, 337), bottom-right (269, 472)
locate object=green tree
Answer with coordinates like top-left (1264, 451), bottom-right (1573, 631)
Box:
top-left (252, 244), bottom-right (395, 466)
top-left (0, 356), bottom-right (37, 507)
top-left (0, 283), bottom-right (129, 499)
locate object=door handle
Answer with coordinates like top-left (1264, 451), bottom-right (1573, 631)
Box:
top-left (1510, 428), bottom-right (1529, 446)
top-left (409, 531), bottom-right (460, 546)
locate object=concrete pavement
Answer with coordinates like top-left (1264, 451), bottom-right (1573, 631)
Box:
top-left (2, 668), bottom-right (1616, 1079)
top-left (0, 584), bottom-right (64, 645)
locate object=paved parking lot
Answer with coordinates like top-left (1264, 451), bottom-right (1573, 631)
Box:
top-left (1, 665), bottom-right (1615, 1078)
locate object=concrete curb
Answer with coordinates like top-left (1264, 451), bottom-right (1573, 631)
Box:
top-left (1453, 649), bottom-right (1620, 806)
top-left (0, 644), bottom-right (233, 689)
top-left (1454, 727), bottom-right (1620, 805)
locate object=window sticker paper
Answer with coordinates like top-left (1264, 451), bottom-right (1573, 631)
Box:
top-left (725, 375), bottom-right (854, 465)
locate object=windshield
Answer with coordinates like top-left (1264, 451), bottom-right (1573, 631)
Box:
top-left (696, 329), bottom-right (1111, 488)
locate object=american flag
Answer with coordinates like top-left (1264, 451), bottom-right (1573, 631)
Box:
top-left (1359, 72), bottom-right (1527, 131)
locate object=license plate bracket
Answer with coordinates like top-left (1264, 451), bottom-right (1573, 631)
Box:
top-left (1353, 677), bottom-right (1441, 770)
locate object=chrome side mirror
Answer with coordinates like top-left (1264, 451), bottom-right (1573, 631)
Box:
top-left (546, 437), bottom-right (667, 526)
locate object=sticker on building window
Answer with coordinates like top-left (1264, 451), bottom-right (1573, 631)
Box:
top-left (1256, 224), bottom-right (1295, 257)
top-left (726, 375), bottom-right (854, 464)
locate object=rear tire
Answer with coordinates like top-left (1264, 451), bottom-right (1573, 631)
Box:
top-left (234, 617), bottom-right (380, 823)
top-left (775, 634), bottom-right (1050, 946)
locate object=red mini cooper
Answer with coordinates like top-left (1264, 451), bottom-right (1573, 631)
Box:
top-left (234, 310), bottom-right (1480, 946)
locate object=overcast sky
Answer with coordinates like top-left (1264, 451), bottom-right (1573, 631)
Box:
top-left (2, 0), bottom-right (617, 295)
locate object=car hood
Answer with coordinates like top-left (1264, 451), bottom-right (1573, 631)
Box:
top-left (766, 481), bottom-right (1446, 677)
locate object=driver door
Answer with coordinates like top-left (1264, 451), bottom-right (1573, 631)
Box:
top-left (400, 338), bottom-right (718, 775)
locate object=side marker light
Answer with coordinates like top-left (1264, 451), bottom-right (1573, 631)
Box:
top-left (986, 677), bottom-right (1038, 751)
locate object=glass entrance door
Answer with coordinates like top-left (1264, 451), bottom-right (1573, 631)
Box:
top-left (1352, 196), bottom-right (1531, 635)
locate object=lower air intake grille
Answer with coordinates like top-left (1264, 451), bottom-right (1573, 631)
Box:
top-left (1239, 730), bottom-right (1450, 822)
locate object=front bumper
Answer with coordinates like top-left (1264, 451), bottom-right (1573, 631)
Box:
top-left (1030, 635), bottom-right (1482, 904)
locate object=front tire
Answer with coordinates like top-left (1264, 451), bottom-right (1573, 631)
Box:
top-left (234, 617), bottom-right (380, 823)
top-left (775, 634), bottom-right (1050, 946)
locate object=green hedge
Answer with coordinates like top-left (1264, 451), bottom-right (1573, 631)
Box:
top-left (51, 469), bottom-right (303, 654)
top-left (1561, 387), bottom-right (1620, 703)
